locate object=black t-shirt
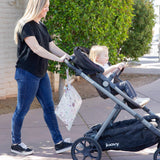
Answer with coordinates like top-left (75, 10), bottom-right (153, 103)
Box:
top-left (16, 20), bottom-right (52, 77)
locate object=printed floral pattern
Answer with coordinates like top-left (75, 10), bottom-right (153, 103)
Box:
top-left (55, 84), bottom-right (82, 130)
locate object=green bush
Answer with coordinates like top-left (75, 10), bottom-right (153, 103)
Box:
top-left (121, 0), bottom-right (155, 60)
top-left (45, 0), bottom-right (134, 77)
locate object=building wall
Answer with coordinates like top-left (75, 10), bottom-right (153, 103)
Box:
top-left (0, 0), bottom-right (59, 99)
top-left (0, 0), bottom-right (26, 99)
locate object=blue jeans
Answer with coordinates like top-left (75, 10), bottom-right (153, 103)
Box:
top-left (115, 80), bottom-right (137, 99)
top-left (12, 68), bottom-right (63, 144)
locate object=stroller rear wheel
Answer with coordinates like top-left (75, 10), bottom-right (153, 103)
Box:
top-left (154, 147), bottom-right (160, 160)
top-left (71, 137), bottom-right (102, 160)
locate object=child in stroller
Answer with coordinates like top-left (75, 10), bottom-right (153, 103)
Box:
top-left (89, 45), bottom-right (150, 107)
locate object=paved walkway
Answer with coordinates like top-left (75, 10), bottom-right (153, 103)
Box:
top-left (0, 53), bottom-right (160, 160)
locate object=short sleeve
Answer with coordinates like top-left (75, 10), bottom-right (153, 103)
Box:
top-left (41, 22), bottom-right (52, 42)
top-left (48, 34), bottom-right (52, 42)
top-left (21, 23), bottom-right (35, 41)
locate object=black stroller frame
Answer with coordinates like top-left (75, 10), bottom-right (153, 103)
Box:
top-left (65, 47), bottom-right (160, 160)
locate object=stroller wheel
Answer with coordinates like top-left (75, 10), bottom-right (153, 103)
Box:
top-left (71, 137), bottom-right (102, 160)
top-left (154, 147), bottom-right (160, 160)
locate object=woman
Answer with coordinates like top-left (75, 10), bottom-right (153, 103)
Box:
top-left (89, 45), bottom-right (150, 106)
top-left (11, 0), bottom-right (72, 155)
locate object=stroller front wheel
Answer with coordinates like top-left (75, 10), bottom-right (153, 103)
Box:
top-left (71, 137), bottom-right (102, 160)
top-left (154, 147), bottom-right (160, 160)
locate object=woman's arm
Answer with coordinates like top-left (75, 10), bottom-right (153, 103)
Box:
top-left (49, 41), bottom-right (70, 58)
top-left (24, 36), bottom-right (68, 62)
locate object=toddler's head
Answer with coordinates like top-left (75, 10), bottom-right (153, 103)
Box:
top-left (89, 45), bottom-right (109, 66)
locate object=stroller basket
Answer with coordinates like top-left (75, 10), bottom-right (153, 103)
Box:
top-left (85, 115), bottom-right (160, 151)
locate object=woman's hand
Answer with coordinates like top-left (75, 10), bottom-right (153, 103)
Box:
top-left (65, 54), bottom-right (71, 60)
top-left (59, 54), bottom-right (71, 62)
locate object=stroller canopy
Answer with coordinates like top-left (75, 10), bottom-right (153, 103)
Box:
top-left (72, 47), bottom-right (104, 75)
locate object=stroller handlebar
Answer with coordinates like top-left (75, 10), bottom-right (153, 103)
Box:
top-left (64, 57), bottom-right (82, 76)
top-left (107, 68), bottom-right (121, 81)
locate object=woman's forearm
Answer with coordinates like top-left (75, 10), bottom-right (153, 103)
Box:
top-left (24, 36), bottom-right (64, 62)
top-left (49, 41), bottom-right (70, 57)
top-left (33, 45), bottom-right (63, 62)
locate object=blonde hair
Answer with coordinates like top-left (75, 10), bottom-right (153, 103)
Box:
top-left (89, 45), bottom-right (108, 63)
top-left (14, 0), bottom-right (48, 44)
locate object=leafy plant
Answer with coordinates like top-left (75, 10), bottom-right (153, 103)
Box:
top-left (45, 0), bottom-right (134, 77)
top-left (121, 0), bottom-right (155, 60)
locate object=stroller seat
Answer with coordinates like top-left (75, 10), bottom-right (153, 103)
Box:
top-left (72, 46), bottom-right (141, 109)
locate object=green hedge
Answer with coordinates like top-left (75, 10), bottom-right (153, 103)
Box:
top-left (45, 0), bottom-right (134, 77)
top-left (121, 0), bottom-right (155, 60)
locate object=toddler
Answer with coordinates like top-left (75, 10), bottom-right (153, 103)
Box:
top-left (89, 45), bottom-right (150, 107)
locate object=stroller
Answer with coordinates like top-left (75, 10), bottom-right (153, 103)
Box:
top-left (64, 47), bottom-right (160, 160)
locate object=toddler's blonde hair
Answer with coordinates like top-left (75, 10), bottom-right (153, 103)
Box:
top-left (89, 45), bottom-right (108, 63)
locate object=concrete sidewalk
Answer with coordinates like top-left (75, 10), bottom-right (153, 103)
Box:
top-left (124, 52), bottom-right (160, 75)
top-left (0, 54), bottom-right (160, 160)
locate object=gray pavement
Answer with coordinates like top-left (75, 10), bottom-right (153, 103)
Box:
top-left (0, 53), bottom-right (160, 160)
